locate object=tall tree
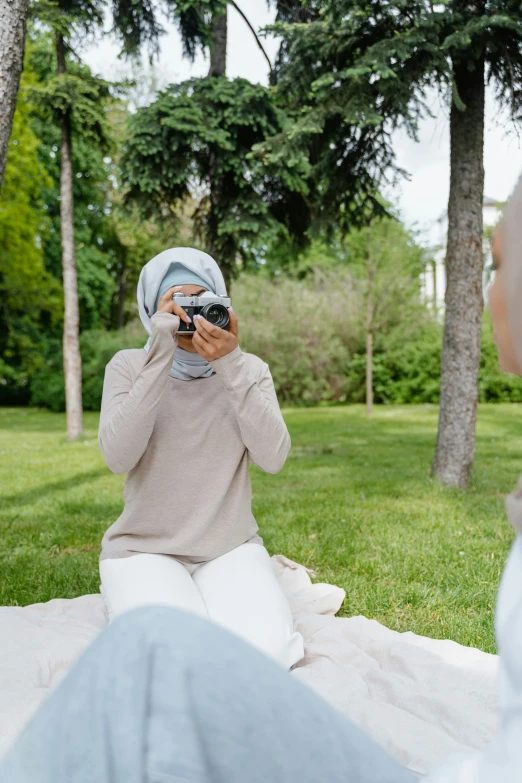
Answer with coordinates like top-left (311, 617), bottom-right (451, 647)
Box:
top-left (208, 6), bottom-right (227, 77)
top-left (340, 219), bottom-right (426, 416)
top-left (266, 0), bottom-right (522, 486)
top-left (0, 60), bottom-right (60, 402)
top-left (32, 0), bottom-right (186, 437)
top-left (121, 75), bottom-right (309, 292)
top-left (31, 1), bottom-right (112, 438)
top-left (0, 0), bottom-right (31, 191)
top-left (120, 1), bottom-right (305, 293)
top-left (56, 29), bottom-right (83, 439)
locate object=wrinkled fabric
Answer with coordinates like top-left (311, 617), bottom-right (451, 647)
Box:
top-left (0, 557), bottom-right (498, 776)
top-left (0, 607), bottom-right (414, 783)
top-left (505, 475), bottom-right (522, 535)
top-left (424, 535), bottom-right (522, 783)
top-left (154, 261), bottom-right (214, 312)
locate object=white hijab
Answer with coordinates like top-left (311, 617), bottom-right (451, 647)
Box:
top-left (137, 247), bottom-right (228, 381)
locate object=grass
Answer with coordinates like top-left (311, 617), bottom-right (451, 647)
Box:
top-left (1, 403), bottom-right (521, 654)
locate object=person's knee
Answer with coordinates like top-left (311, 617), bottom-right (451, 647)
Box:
top-left (235, 622), bottom-right (304, 669)
top-left (103, 605), bottom-right (213, 656)
top-left (100, 605), bottom-right (257, 669)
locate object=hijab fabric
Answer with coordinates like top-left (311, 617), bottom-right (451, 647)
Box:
top-left (137, 247), bottom-right (228, 381)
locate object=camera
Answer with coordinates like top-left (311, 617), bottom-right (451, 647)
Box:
top-left (172, 291), bottom-right (231, 334)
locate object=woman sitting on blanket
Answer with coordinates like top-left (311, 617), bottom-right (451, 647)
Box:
top-left (96, 246), bottom-right (304, 670)
top-left (3, 195), bottom-right (522, 782)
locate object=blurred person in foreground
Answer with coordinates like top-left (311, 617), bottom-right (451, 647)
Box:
top-left (1, 188), bottom-right (522, 782)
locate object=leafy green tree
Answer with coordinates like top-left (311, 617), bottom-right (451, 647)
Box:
top-left (0, 0), bottom-right (31, 191)
top-left (274, 218), bottom-right (429, 414)
top-left (29, 0), bottom-right (224, 439)
top-left (1, 33), bottom-right (139, 405)
top-left (29, 1), bottom-right (115, 439)
top-left (0, 64), bottom-right (62, 402)
top-left (121, 75), bottom-right (309, 292)
top-left (265, 0), bottom-right (522, 486)
top-left (340, 220), bottom-right (428, 415)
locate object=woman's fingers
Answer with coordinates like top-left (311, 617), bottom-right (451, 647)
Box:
top-left (192, 314), bottom-right (238, 361)
top-left (192, 319), bottom-right (213, 345)
top-left (193, 315), bottom-right (223, 339)
top-left (157, 287), bottom-right (191, 325)
top-left (227, 309), bottom-right (239, 338)
top-left (191, 331), bottom-right (212, 358)
top-left (157, 286), bottom-right (181, 308)
top-left (194, 310), bottom-right (238, 339)
top-left (172, 303), bottom-right (192, 325)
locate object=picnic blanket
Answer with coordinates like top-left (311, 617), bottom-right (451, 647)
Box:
top-left (0, 555), bottom-right (498, 777)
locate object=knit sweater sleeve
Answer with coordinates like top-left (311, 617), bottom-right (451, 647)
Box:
top-left (98, 311), bottom-right (180, 475)
top-left (209, 346), bottom-right (291, 474)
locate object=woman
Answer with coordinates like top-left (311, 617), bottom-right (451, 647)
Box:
top-left (4, 190), bottom-right (522, 783)
top-left (97, 246), bottom-right (304, 670)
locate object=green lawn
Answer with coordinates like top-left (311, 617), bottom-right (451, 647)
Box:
top-left (1, 404), bottom-right (521, 653)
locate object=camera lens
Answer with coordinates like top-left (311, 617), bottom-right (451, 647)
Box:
top-left (201, 303), bottom-right (229, 330)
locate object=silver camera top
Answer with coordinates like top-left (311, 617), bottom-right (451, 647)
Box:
top-left (172, 291), bottom-right (231, 307)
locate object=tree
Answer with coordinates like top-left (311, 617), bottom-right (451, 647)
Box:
top-left (121, 73), bottom-right (310, 291)
top-left (0, 61), bottom-right (62, 403)
top-left (31, 1), bottom-right (115, 439)
top-left (29, 0), bottom-right (224, 437)
top-left (0, 0), bottom-right (31, 192)
top-left (265, 0), bottom-right (522, 486)
top-left (348, 221), bottom-right (427, 416)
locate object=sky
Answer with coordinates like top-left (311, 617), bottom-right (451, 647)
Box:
top-left (82, 0), bottom-right (522, 249)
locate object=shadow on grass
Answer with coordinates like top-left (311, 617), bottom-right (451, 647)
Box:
top-left (0, 408), bottom-right (100, 433)
top-left (1, 468), bottom-right (108, 509)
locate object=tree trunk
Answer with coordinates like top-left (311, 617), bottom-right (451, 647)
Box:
top-left (221, 263), bottom-right (232, 296)
top-left (366, 326), bottom-right (373, 416)
top-left (208, 9), bottom-right (227, 77)
top-left (207, 8), bottom-right (230, 289)
top-left (57, 34), bottom-right (83, 439)
top-left (366, 254), bottom-right (374, 416)
top-left (118, 248), bottom-right (128, 329)
top-left (0, 0), bottom-right (30, 191)
top-left (432, 259), bottom-right (437, 309)
top-left (432, 58), bottom-right (485, 487)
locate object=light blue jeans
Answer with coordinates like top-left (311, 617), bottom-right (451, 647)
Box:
top-left (0, 607), bottom-right (414, 783)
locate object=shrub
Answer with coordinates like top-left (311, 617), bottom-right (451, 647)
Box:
top-left (23, 275), bottom-right (522, 412)
top-left (29, 322), bottom-right (144, 412)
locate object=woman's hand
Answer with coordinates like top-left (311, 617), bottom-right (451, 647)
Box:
top-left (156, 286), bottom-right (192, 327)
top-left (192, 308), bottom-right (239, 361)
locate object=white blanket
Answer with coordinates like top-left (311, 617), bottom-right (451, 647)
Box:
top-left (0, 556), bottom-right (498, 777)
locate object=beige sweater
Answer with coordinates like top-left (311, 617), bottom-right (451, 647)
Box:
top-left (98, 311), bottom-right (291, 562)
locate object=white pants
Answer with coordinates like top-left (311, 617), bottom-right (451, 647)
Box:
top-left (99, 543), bottom-right (305, 670)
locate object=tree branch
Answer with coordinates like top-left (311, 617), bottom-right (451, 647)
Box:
top-left (229, 0), bottom-right (272, 75)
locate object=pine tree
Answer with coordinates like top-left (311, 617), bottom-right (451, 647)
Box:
top-left (267, 0), bottom-right (522, 486)
top-left (121, 3), bottom-right (310, 292)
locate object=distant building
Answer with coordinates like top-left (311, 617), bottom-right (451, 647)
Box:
top-left (422, 197), bottom-right (503, 310)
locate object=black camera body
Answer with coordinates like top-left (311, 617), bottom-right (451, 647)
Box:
top-left (172, 291), bottom-right (231, 334)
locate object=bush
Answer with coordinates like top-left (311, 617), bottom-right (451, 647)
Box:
top-left (23, 274), bottom-right (522, 412)
top-left (345, 322), bottom-right (442, 404)
top-left (236, 274), bottom-right (351, 405)
top-left (479, 314), bottom-right (522, 402)
top-left (29, 322), bottom-right (144, 412)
